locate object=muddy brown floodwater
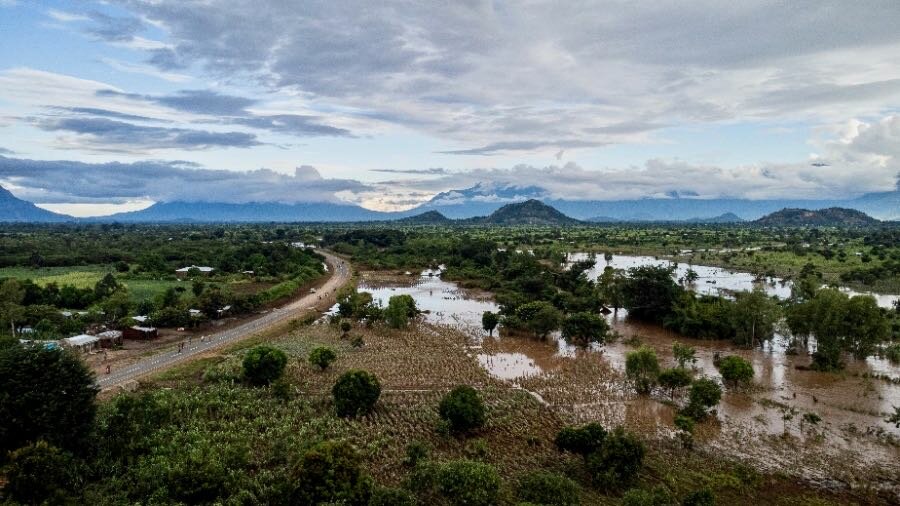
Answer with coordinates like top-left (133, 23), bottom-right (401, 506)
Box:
top-left (349, 265), bottom-right (900, 496)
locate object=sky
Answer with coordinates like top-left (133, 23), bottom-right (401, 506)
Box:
top-left (0, 0), bottom-right (899, 216)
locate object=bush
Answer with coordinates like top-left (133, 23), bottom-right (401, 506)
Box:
top-left (351, 335), bottom-right (365, 348)
top-left (404, 440), bottom-right (430, 467)
top-left (332, 370), bottom-right (381, 417)
top-left (437, 459), bottom-right (501, 506)
top-left (3, 441), bottom-right (77, 505)
top-left (554, 422), bottom-right (607, 456)
top-left (516, 470), bottom-right (581, 506)
top-left (684, 377), bottom-right (722, 420)
top-left (658, 367), bottom-right (692, 398)
top-left (621, 486), bottom-right (673, 506)
top-left (439, 385), bottom-right (486, 434)
top-left (585, 427), bottom-right (645, 490)
top-left (292, 440), bottom-right (373, 505)
top-left (716, 355), bottom-right (753, 387)
top-left (309, 346), bottom-right (337, 370)
top-left (682, 487), bottom-right (715, 506)
top-left (626, 346), bottom-right (660, 394)
top-left (241, 346), bottom-right (288, 386)
top-left (370, 486), bottom-right (416, 506)
top-left (0, 345), bottom-right (98, 458)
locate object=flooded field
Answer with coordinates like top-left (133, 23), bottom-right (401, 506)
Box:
top-left (350, 262), bottom-right (900, 494)
top-left (572, 252), bottom-right (900, 309)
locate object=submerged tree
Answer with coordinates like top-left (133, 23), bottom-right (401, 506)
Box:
top-left (625, 346), bottom-right (660, 394)
top-left (561, 311), bottom-right (609, 346)
top-left (481, 311), bottom-right (499, 336)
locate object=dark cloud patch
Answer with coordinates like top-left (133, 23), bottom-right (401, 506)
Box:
top-left (0, 155), bottom-right (370, 204)
top-left (154, 89), bottom-right (256, 116)
top-left (146, 48), bottom-right (186, 70)
top-left (370, 168), bottom-right (448, 175)
top-left (91, 88), bottom-right (352, 138)
top-left (440, 140), bottom-right (606, 156)
top-left (37, 117), bottom-right (260, 150)
top-left (86, 10), bottom-right (144, 42)
top-left (53, 107), bottom-right (160, 123)
top-left (233, 114), bottom-right (352, 137)
top-left (0, 147), bottom-right (14, 155)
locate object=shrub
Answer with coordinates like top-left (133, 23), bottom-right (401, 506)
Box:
top-left (439, 385), bottom-right (486, 434)
top-left (351, 335), bottom-right (365, 348)
top-left (554, 422), bottom-right (607, 456)
top-left (585, 427), bottom-right (645, 490)
top-left (309, 346), bottom-right (337, 370)
top-left (626, 346), bottom-right (660, 394)
top-left (682, 487), bottom-right (715, 506)
top-left (673, 341), bottom-right (696, 368)
top-left (0, 345), bottom-right (98, 458)
top-left (683, 377), bottom-right (722, 420)
top-left (370, 486), bottom-right (416, 506)
top-left (3, 441), bottom-right (76, 505)
top-left (482, 311), bottom-right (499, 336)
top-left (241, 346), bottom-right (287, 386)
top-left (621, 486), bottom-right (673, 506)
top-left (385, 294), bottom-right (418, 329)
top-left (292, 440), bottom-right (373, 505)
top-left (404, 440), bottom-right (430, 467)
top-left (437, 459), bottom-right (501, 506)
top-left (658, 367), bottom-right (692, 398)
top-left (716, 355), bottom-right (754, 387)
top-left (332, 370), bottom-right (381, 417)
top-left (516, 470), bottom-right (581, 506)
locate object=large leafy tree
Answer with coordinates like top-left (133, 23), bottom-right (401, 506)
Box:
top-left (241, 346), bottom-right (288, 386)
top-left (332, 370), bottom-right (381, 417)
top-left (0, 344), bottom-right (98, 459)
top-left (0, 278), bottom-right (25, 336)
top-left (561, 311), bottom-right (609, 346)
top-left (621, 265), bottom-right (682, 323)
top-left (729, 289), bottom-right (781, 347)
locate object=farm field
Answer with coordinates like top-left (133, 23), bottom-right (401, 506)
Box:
top-left (131, 318), bottom-right (877, 505)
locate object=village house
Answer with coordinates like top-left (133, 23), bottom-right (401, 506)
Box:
top-left (62, 334), bottom-right (100, 353)
top-left (174, 265), bottom-right (215, 278)
top-left (123, 326), bottom-right (158, 340)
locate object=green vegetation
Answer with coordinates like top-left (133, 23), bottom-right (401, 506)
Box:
top-left (439, 385), bottom-right (487, 435)
top-left (309, 346), bottom-right (338, 370)
top-left (716, 355), bottom-right (754, 387)
top-left (332, 369), bottom-right (382, 417)
top-left (626, 346), bottom-right (661, 394)
top-left (241, 345), bottom-right (288, 386)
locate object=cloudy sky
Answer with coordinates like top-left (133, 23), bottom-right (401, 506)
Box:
top-left (0, 1), bottom-right (898, 216)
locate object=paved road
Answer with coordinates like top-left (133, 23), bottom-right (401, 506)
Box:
top-left (97, 251), bottom-right (350, 390)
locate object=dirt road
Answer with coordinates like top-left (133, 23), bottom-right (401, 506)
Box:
top-left (97, 250), bottom-right (350, 390)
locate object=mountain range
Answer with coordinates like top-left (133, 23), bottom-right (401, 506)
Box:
top-left (754, 207), bottom-right (879, 227)
top-left (0, 182), bottom-right (896, 223)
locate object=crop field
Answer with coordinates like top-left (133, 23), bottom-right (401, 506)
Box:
top-left (142, 318), bottom-right (878, 505)
top-left (0, 265), bottom-right (108, 288)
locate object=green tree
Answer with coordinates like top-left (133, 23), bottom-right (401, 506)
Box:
top-left (385, 294), bottom-right (418, 329)
top-left (3, 441), bottom-right (77, 505)
top-left (585, 427), bottom-right (645, 490)
top-left (554, 422), bottom-right (607, 456)
top-left (561, 311), bottom-right (609, 346)
top-left (439, 385), bottom-right (486, 434)
top-left (516, 470), bottom-right (581, 506)
top-left (0, 278), bottom-right (25, 336)
top-left (716, 355), bottom-right (754, 387)
top-left (626, 345), bottom-right (660, 394)
top-left (684, 377), bottom-right (722, 420)
top-left (332, 370), bottom-right (381, 417)
top-left (515, 301), bottom-right (562, 339)
top-left (621, 265), bottom-right (682, 323)
top-left (729, 289), bottom-right (780, 347)
top-left (94, 272), bottom-right (121, 299)
top-left (241, 346), bottom-right (288, 386)
top-left (658, 367), bottom-right (692, 399)
top-left (370, 486), bottom-right (416, 506)
top-left (481, 311), bottom-right (499, 336)
top-left (309, 346), bottom-right (337, 370)
top-left (292, 440), bottom-right (373, 506)
top-left (437, 459), bottom-right (501, 506)
top-left (672, 341), bottom-right (696, 369)
top-left (0, 345), bottom-right (98, 458)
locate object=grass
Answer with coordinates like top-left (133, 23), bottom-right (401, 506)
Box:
top-left (0, 265), bottom-right (108, 288)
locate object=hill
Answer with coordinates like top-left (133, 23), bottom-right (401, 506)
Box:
top-left (0, 186), bottom-right (72, 222)
top-left (754, 207), bottom-right (880, 227)
top-left (686, 212), bottom-right (744, 224)
top-left (470, 199), bottom-right (581, 226)
top-left (93, 200), bottom-right (401, 223)
top-left (397, 210), bottom-right (452, 225)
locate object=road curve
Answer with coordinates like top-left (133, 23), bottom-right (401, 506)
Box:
top-left (97, 250), bottom-right (350, 390)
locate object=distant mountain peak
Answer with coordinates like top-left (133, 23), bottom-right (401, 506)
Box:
top-left (754, 207), bottom-right (879, 226)
top-left (475, 199), bottom-right (581, 226)
top-left (0, 185), bottom-right (72, 222)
